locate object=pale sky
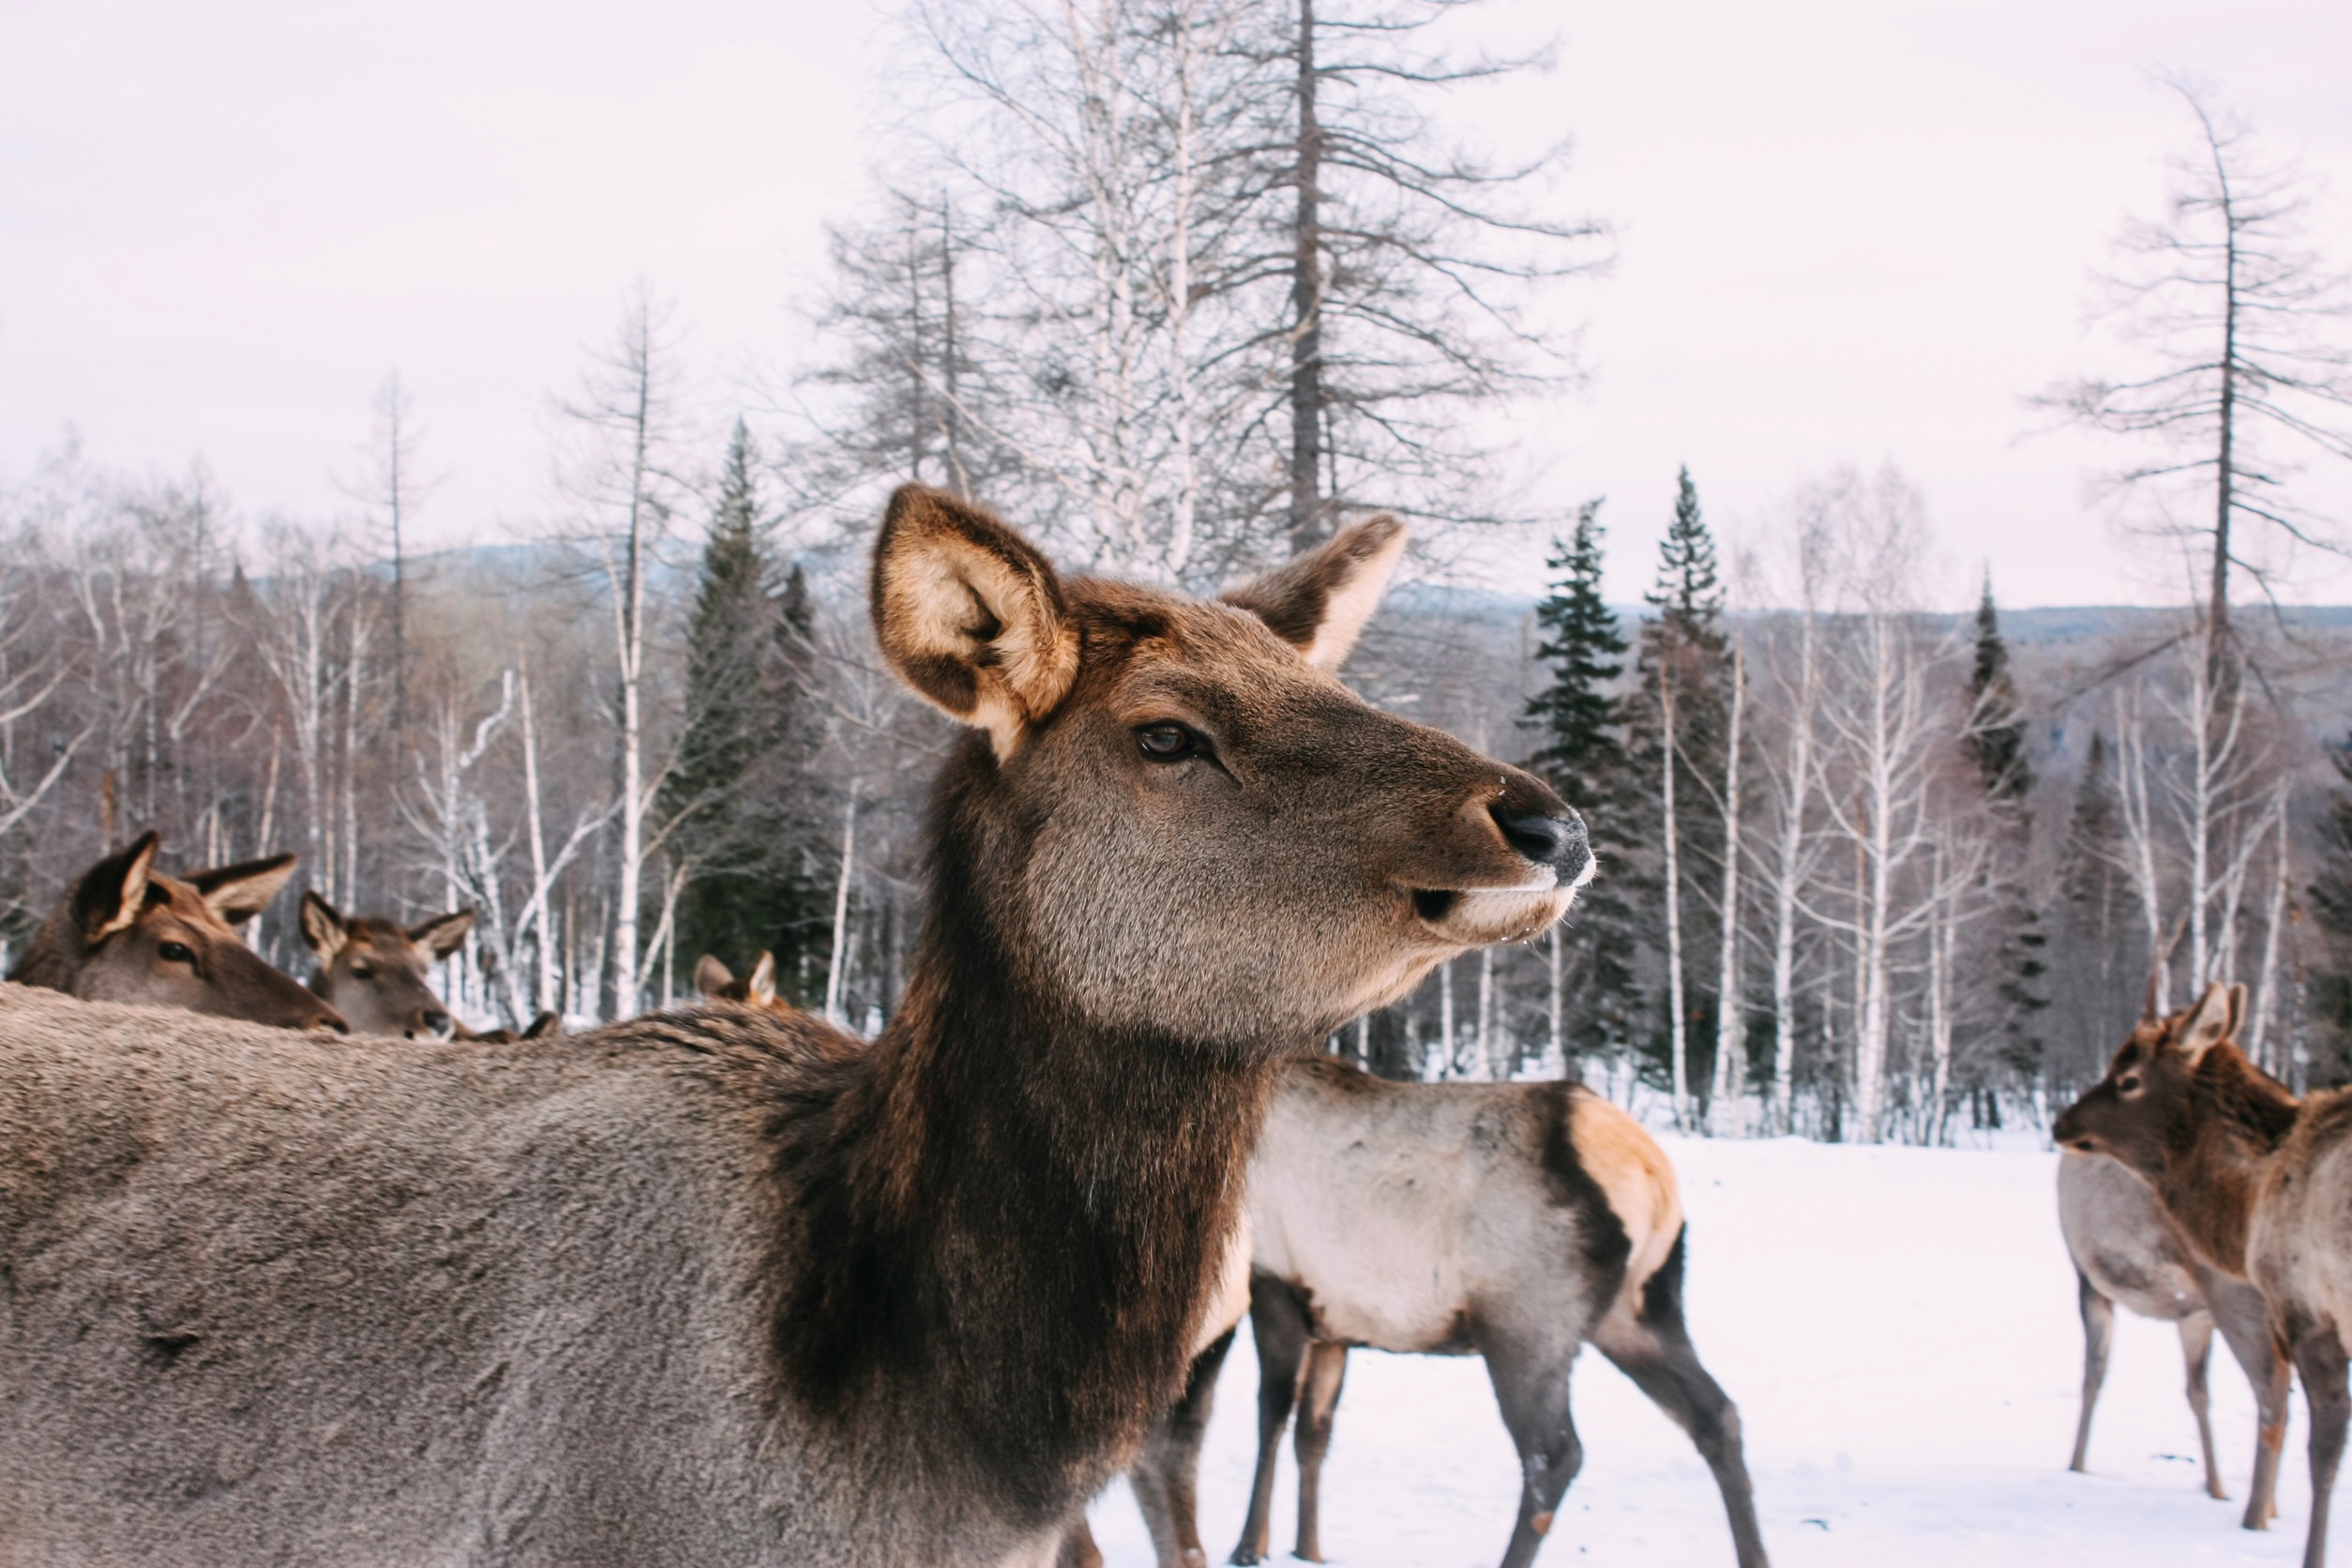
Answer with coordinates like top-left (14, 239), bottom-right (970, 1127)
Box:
top-left (4, 0), bottom-right (2349, 610)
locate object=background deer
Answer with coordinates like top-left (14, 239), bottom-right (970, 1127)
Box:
top-left (299, 890), bottom-right (475, 1039)
top-left (696, 950), bottom-right (780, 1008)
top-left (0, 487), bottom-right (1589, 1566)
top-left (5, 830), bottom-right (343, 1032)
top-left (2057, 982), bottom-right (2352, 1568)
top-left (1076, 1057), bottom-right (1764, 1568)
top-left (2058, 1150), bottom-right (2287, 1527)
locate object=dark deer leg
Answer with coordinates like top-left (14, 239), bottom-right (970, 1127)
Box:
top-left (1132, 1329), bottom-right (1236, 1568)
top-left (1231, 1275), bottom-right (1310, 1566)
top-left (2211, 1278), bottom-right (2289, 1530)
top-left (2069, 1269), bottom-right (2115, 1474)
top-left (2292, 1321), bottom-right (2350, 1568)
top-left (1480, 1334), bottom-right (1584, 1568)
top-left (1594, 1273), bottom-right (1771, 1568)
top-left (2179, 1311), bottom-right (2227, 1500)
top-left (1292, 1342), bottom-right (1349, 1562)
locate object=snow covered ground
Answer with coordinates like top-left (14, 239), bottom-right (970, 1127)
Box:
top-left (1083, 1134), bottom-right (2314, 1566)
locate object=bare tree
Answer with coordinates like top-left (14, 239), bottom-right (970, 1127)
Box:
top-left (556, 284), bottom-right (688, 1020)
top-left (2039, 76), bottom-right (2352, 651)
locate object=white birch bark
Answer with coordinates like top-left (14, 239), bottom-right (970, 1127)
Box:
top-left (1708, 636), bottom-right (1747, 1136)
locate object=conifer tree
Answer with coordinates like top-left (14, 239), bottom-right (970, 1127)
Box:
top-left (2050, 731), bottom-right (2133, 1088)
top-left (1621, 468), bottom-right (1730, 1123)
top-left (1522, 499), bottom-right (1635, 1062)
top-left (2305, 737), bottom-right (2352, 1084)
top-left (663, 422), bottom-right (784, 978)
top-left (753, 563), bottom-right (833, 1006)
top-left (1963, 576), bottom-right (2047, 1083)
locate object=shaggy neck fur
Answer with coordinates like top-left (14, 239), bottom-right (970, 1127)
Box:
top-left (772, 740), bottom-right (1282, 1531)
top-left (2152, 1043), bottom-right (2301, 1278)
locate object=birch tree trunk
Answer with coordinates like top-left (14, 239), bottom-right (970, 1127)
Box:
top-left (1770, 605), bottom-right (1817, 1135)
top-left (1660, 664), bottom-right (1690, 1129)
top-left (824, 779), bottom-right (860, 1027)
top-left (1709, 637), bottom-right (1747, 1136)
top-left (2249, 782), bottom-right (2292, 1071)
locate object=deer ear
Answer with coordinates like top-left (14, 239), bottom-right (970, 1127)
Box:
top-left (748, 951), bottom-right (777, 1008)
top-left (1224, 516), bottom-right (1407, 671)
top-left (75, 832), bottom-right (160, 942)
top-left (2177, 981), bottom-right (2239, 1063)
top-left (871, 486), bottom-right (1078, 758)
top-left (300, 890), bottom-right (349, 960)
top-left (694, 955), bottom-right (735, 1001)
top-left (188, 853), bottom-right (298, 927)
top-left (408, 909), bottom-right (475, 960)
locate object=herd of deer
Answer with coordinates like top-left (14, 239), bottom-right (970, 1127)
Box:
top-left (0, 484), bottom-right (2330, 1567)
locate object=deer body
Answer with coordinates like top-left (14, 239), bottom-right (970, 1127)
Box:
top-left (0, 489), bottom-right (1589, 1566)
top-left (1104, 1060), bottom-right (1765, 1568)
top-left (2058, 1151), bottom-right (2287, 1526)
top-left (2058, 983), bottom-right (2349, 1568)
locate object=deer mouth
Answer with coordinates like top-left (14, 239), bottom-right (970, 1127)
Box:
top-left (1407, 878), bottom-right (1575, 946)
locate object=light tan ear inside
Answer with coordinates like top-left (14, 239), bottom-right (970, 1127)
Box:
top-left (1223, 515), bottom-right (1408, 671)
top-left (748, 951), bottom-right (777, 1007)
top-left (694, 954), bottom-right (734, 1000)
top-left (872, 487), bottom-right (1078, 760)
top-left (1302, 518), bottom-right (1408, 670)
top-left (93, 838), bottom-right (158, 940)
top-left (300, 891), bottom-right (348, 961)
top-left (2178, 981), bottom-right (2239, 1063)
top-left (409, 909), bottom-right (477, 961)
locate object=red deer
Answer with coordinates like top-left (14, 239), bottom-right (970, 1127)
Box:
top-left (5, 830), bottom-right (343, 1032)
top-left (2056, 982), bottom-right (2351, 1568)
top-left (0, 487), bottom-right (1589, 1566)
top-left (696, 950), bottom-right (780, 1008)
top-left (1083, 1058), bottom-right (1764, 1568)
top-left (299, 891), bottom-right (474, 1038)
top-left (2058, 1150), bottom-right (2286, 1527)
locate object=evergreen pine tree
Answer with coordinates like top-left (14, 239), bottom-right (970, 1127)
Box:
top-left (1521, 499), bottom-right (1636, 1061)
top-left (2305, 737), bottom-right (2352, 1084)
top-left (753, 562), bottom-right (833, 1006)
top-left (663, 421), bottom-right (785, 979)
top-left (2051, 731), bottom-right (2132, 1089)
top-left (1620, 468), bottom-right (1731, 1114)
top-left (1963, 576), bottom-right (2047, 1085)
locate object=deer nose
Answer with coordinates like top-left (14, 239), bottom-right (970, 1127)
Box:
top-left (420, 1009), bottom-right (453, 1038)
top-left (1489, 800), bottom-right (1590, 879)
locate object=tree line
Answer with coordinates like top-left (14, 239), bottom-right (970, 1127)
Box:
top-left (5, 22), bottom-right (2349, 1142)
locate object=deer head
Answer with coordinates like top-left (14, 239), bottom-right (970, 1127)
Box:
top-left (871, 486), bottom-right (1591, 1050)
top-left (300, 892), bottom-right (472, 1039)
top-left (2054, 981), bottom-right (2251, 1181)
top-left (8, 832), bottom-right (346, 1032)
top-left (695, 952), bottom-right (778, 1008)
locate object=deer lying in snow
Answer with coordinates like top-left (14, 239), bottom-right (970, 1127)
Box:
top-left (2058, 982), bottom-right (2352, 1568)
top-left (1068, 1058), bottom-right (1766, 1568)
top-left (6, 830), bottom-right (343, 1032)
top-left (2058, 1150), bottom-right (2287, 1526)
top-left (0, 486), bottom-right (1591, 1566)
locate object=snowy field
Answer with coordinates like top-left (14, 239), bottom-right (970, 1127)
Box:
top-left (1083, 1134), bottom-right (2315, 1567)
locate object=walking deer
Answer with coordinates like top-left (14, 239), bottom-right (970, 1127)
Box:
top-left (5, 830), bottom-right (344, 1032)
top-left (1075, 1058), bottom-right (1765, 1568)
top-left (2058, 1150), bottom-right (2287, 1527)
top-left (2057, 981), bottom-right (2352, 1568)
top-left (0, 486), bottom-right (1590, 1566)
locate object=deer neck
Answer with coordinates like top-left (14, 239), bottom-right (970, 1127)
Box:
top-left (776, 842), bottom-right (1286, 1530)
top-left (2152, 1053), bottom-right (2300, 1279)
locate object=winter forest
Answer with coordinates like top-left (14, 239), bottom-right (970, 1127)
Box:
top-left (6, 0), bottom-right (2352, 1151)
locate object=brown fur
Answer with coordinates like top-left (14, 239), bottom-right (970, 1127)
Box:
top-left (2056, 983), bottom-right (2349, 1567)
top-left (0, 487), bottom-right (1591, 1566)
top-left (7, 832), bottom-right (342, 1032)
top-left (300, 890), bottom-right (473, 1039)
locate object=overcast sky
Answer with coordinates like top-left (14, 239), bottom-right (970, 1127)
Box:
top-left (4, 0), bottom-right (2349, 609)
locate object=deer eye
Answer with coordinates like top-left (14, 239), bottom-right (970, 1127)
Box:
top-left (350, 962), bottom-right (374, 979)
top-left (2118, 1074), bottom-right (2143, 1094)
top-left (157, 942), bottom-right (195, 965)
top-left (1136, 722), bottom-right (1199, 761)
